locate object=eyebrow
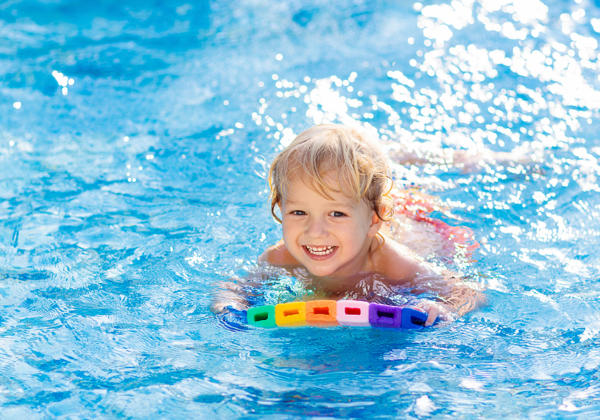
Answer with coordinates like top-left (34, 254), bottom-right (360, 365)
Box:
top-left (283, 199), bottom-right (354, 209)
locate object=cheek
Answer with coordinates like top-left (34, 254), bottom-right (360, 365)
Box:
top-left (281, 219), bottom-right (296, 238)
top-left (281, 221), bottom-right (289, 236)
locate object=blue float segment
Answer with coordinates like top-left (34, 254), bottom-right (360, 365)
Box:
top-left (368, 303), bottom-right (403, 328)
top-left (401, 307), bottom-right (428, 328)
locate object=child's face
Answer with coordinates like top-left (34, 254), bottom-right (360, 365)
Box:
top-left (280, 172), bottom-right (381, 279)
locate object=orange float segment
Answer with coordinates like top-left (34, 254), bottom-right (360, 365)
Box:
top-left (305, 300), bottom-right (338, 326)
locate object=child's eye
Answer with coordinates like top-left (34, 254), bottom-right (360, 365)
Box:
top-left (290, 210), bottom-right (306, 216)
top-left (330, 211), bottom-right (347, 217)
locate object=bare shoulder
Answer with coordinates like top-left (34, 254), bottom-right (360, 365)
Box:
top-left (259, 241), bottom-right (299, 267)
top-left (372, 237), bottom-right (436, 284)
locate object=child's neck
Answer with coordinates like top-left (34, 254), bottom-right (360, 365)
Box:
top-left (307, 271), bottom-right (389, 298)
top-left (308, 237), bottom-right (379, 291)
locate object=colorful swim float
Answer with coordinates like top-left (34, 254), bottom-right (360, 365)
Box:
top-left (247, 299), bottom-right (429, 329)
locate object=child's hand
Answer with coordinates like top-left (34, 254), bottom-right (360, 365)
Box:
top-left (210, 281), bottom-right (249, 314)
top-left (414, 300), bottom-right (455, 326)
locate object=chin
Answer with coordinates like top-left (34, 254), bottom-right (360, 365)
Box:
top-left (308, 269), bottom-right (336, 278)
top-left (306, 265), bottom-right (337, 278)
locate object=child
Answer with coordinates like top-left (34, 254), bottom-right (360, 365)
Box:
top-left (258, 124), bottom-right (484, 326)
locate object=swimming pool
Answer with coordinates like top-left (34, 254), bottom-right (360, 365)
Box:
top-left (2, 0), bottom-right (600, 417)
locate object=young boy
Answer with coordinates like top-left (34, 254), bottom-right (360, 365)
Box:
top-left (259, 124), bottom-right (484, 325)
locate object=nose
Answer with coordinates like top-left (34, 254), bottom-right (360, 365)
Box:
top-left (306, 215), bottom-right (328, 238)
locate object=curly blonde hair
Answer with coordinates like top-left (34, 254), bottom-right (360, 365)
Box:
top-left (268, 124), bottom-right (393, 223)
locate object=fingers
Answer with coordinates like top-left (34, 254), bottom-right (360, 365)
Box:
top-left (424, 306), bottom-right (439, 326)
top-left (415, 300), bottom-right (454, 326)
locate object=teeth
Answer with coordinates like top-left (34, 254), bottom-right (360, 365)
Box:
top-left (305, 245), bottom-right (335, 256)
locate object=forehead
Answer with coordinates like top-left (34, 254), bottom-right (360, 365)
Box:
top-left (283, 171), bottom-right (357, 205)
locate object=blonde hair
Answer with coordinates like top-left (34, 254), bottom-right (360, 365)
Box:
top-left (268, 124), bottom-right (393, 223)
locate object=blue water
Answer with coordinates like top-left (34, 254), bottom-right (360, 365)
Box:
top-left (2, 0), bottom-right (600, 417)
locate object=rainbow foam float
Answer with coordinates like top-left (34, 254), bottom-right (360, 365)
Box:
top-left (247, 299), bottom-right (429, 329)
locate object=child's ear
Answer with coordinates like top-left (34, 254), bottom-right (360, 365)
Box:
top-left (272, 202), bottom-right (284, 223)
top-left (368, 210), bottom-right (383, 236)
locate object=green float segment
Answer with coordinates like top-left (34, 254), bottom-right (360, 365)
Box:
top-left (246, 305), bottom-right (277, 328)
top-left (246, 300), bottom-right (429, 329)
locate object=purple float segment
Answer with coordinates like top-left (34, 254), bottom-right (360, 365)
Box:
top-left (336, 300), bottom-right (371, 326)
top-left (401, 307), bottom-right (428, 328)
top-left (369, 303), bottom-right (403, 328)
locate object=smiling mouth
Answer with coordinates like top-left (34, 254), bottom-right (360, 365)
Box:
top-left (303, 245), bottom-right (337, 258)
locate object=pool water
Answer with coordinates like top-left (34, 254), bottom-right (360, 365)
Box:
top-left (2, 0), bottom-right (600, 417)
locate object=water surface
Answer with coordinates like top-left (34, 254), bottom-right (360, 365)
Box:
top-left (2, 0), bottom-right (600, 417)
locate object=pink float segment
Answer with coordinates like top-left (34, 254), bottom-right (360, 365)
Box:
top-left (247, 300), bottom-right (430, 329)
top-left (336, 300), bottom-right (371, 326)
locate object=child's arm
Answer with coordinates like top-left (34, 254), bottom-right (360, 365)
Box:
top-left (411, 271), bottom-right (486, 326)
top-left (211, 242), bottom-right (298, 314)
top-left (377, 241), bottom-right (485, 325)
